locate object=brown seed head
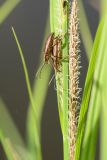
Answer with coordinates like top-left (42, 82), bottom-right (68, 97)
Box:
top-left (69, 0), bottom-right (81, 159)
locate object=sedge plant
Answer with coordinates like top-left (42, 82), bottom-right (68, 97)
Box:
top-left (50, 0), bottom-right (107, 160)
top-left (1, 0), bottom-right (107, 160)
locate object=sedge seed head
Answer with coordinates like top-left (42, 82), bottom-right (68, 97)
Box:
top-left (68, 0), bottom-right (81, 159)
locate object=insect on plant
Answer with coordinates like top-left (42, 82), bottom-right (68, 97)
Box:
top-left (36, 32), bottom-right (67, 86)
top-left (48, 35), bottom-right (63, 85)
top-left (36, 32), bottom-right (55, 77)
top-left (44, 32), bottom-right (55, 63)
top-left (48, 33), bottom-right (69, 85)
top-left (51, 36), bottom-right (62, 72)
top-left (36, 33), bottom-right (64, 77)
top-left (51, 32), bottom-right (69, 72)
top-left (49, 33), bottom-right (69, 87)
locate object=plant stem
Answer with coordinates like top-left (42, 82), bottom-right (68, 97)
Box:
top-left (62, 4), bottom-right (69, 160)
top-left (50, 0), bottom-right (69, 159)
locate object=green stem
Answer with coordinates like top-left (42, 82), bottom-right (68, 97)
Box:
top-left (50, 0), bottom-right (69, 159)
top-left (63, 6), bottom-right (69, 160)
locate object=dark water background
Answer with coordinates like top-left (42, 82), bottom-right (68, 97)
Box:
top-left (0, 0), bottom-right (99, 159)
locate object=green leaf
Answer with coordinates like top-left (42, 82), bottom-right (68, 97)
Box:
top-left (12, 28), bottom-right (42, 160)
top-left (0, 132), bottom-right (21, 160)
top-left (0, 99), bottom-right (30, 160)
top-left (0, 99), bottom-right (24, 147)
top-left (0, 132), bottom-right (33, 160)
top-left (12, 27), bottom-right (37, 118)
top-left (26, 16), bottom-right (51, 160)
top-left (75, 16), bottom-right (105, 160)
top-left (80, 15), bottom-right (107, 160)
top-left (0, 0), bottom-right (21, 24)
top-left (100, 18), bottom-right (107, 160)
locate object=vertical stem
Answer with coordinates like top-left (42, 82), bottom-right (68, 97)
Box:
top-left (63, 3), bottom-right (69, 160)
top-left (63, 55), bottom-right (69, 160)
top-left (50, 0), bottom-right (69, 159)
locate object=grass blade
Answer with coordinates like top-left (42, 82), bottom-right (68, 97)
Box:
top-left (100, 56), bottom-right (107, 160)
top-left (12, 27), bottom-right (36, 117)
top-left (75, 16), bottom-right (105, 160)
top-left (26, 17), bottom-right (51, 160)
top-left (0, 132), bottom-right (33, 160)
top-left (0, 132), bottom-right (21, 160)
top-left (12, 28), bottom-right (42, 160)
top-left (80, 15), bottom-right (107, 160)
top-left (0, 0), bottom-right (21, 24)
top-left (0, 99), bottom-right (28, 160)
top-left (0, 98), bottom-right (24, 147)
top-left (100, 17), bottom-right (107, 160)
